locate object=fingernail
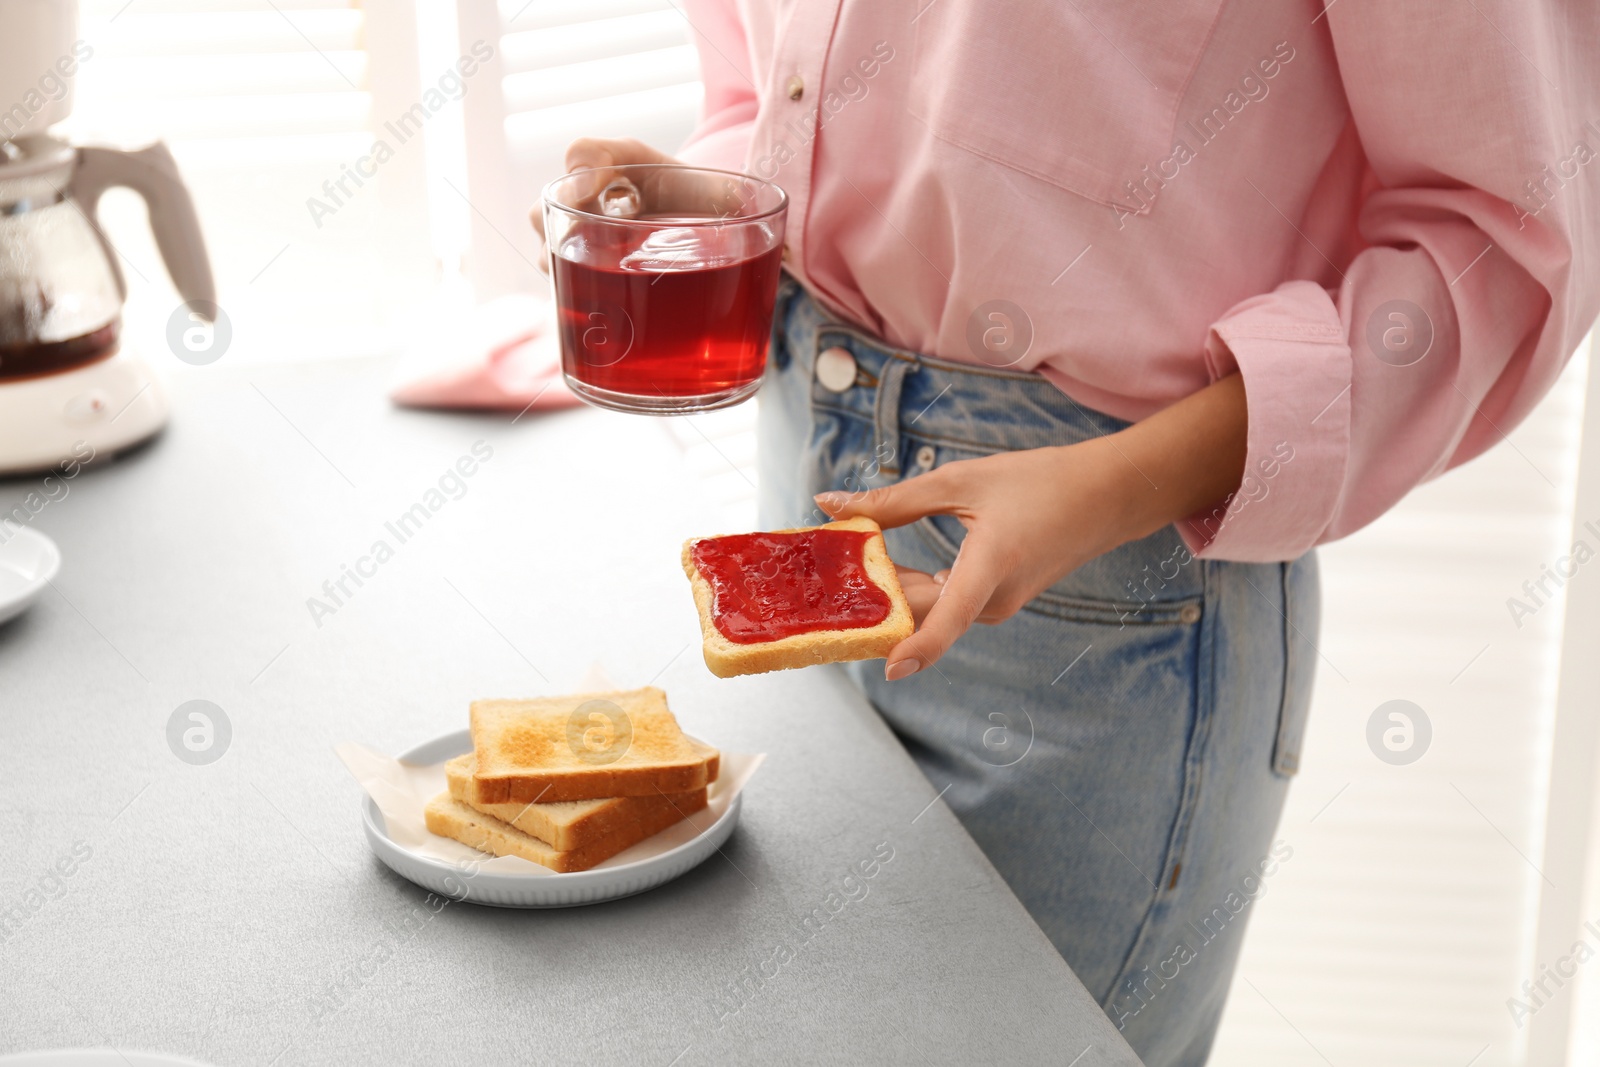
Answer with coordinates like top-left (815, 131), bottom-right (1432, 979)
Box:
top-left (933, 570), bottom-right (949, 585)
top-left (814, 491), bottom-right (846, 511)
top-left (885, 658), bottom-right (921, 681)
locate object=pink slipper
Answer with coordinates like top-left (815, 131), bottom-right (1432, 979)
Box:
top-left (389, 295), bottom-right (586, 414)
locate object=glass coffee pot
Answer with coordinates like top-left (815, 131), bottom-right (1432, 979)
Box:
top-left (0, 133), bottom-right (214, 474)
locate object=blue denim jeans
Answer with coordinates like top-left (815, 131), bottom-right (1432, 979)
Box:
top-left (757, 277), bottom-right (1319, 1067)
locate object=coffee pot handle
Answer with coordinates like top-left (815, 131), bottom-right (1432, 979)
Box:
top-left (70, 143), bottom-right (217, 318)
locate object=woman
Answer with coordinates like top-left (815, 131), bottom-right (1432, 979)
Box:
top-left (538, 2), bottom-right (1600, 1062)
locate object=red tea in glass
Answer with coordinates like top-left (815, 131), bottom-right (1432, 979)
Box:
top-left (543, 165), bottom-right (788, 414)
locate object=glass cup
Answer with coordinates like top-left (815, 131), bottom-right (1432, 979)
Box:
top-left (542, 164), bottom-right (789, 415)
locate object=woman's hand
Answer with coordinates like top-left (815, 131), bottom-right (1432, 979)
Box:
top-left (816, 373), bottom-right (1250, 680)
top-left (818, 443), bottom-right (1133, 679)
top-left (529, 138), bottom-right (679, 271)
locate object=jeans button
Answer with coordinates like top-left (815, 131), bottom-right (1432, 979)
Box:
top-left (1180, 603), bottom-right (1202, 624)
top-left (915, 444), bottom-right (937, 470)
top-left (816, 346), bottom-right (857, 392)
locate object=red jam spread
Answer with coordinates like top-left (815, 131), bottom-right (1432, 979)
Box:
top-left (691, 529), bottom-right (891, 643)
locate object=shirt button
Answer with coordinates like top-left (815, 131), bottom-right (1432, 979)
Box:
top-left (1180, 603), bottom-right (1202, 624)
top-left (786, 75), bottom-right (804, 101)
top-left (815, 346), bottom-right (857, 392)
top-left (915, 445), bottom-right (937, 470)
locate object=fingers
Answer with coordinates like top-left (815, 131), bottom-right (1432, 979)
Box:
top-left (564, 137), bottom-right (671, 173)
top-left (559, 138), bottom-right (673, 209)
top-left (532, 138), bottom-right (673, 270)
top-left (815, 467), bottom-right (958, 531)
top-left (531, 141), bottom-right (629, 246)
top-left (893, 565), bottom-right (944, 625)
top-left (529, 208), bottom-right (552, 273)
top-left (885, 536), bottom-right (1005, 681)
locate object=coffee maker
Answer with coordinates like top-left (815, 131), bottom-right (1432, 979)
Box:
top-left (0, 0), bottom-right (215, 475)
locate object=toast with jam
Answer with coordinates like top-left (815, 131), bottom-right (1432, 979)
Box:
top-left (682, 515), bottom-right (914, 678)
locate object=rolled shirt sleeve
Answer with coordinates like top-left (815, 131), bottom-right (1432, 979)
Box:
top-left (1183, 0), bottom-right (1600, 561)
top-left (675, 0), bottom-right (759, 172)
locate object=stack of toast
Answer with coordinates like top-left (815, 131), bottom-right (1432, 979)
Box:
top-left (424, 686), bottom-right (719, 873)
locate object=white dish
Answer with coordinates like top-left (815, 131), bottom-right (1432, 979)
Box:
top-left (0, 523), bottom-right (62, 627)
top-left (361, 729), bottom-right (744, 909)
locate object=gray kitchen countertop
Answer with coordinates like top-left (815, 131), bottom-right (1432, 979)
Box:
top-left (0, 356), bottom-right (1141, 1067)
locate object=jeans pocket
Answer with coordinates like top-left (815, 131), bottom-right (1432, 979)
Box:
top-left (1271, 553), bottom-right (1321, 777)
top-left (910, 510), bottom-right (1204, 628)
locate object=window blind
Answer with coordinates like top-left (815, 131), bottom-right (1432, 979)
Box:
top-left (455, 0), bottom-right (702, 299)
top-left (60, 0), bottom-right (438, 364)
top-left (1212, 341), bottom-right (1594, 1067)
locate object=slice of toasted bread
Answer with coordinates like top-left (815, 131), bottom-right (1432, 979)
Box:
top-left (682, 515), bottom-right (914, 678)
top-left (691, 736), bottom-right (721, 785)
top-left (445, 753), bottom-right (712, 851)
top-left (469, 687), bottom-right (712, 803)
top-left (424, 787), bottom-right (708, 874)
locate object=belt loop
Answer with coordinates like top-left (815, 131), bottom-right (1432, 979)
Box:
top-left (874, 358), bottom-right (912, 476)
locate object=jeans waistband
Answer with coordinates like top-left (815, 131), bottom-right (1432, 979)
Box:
top-left (774, 275), bottom-right (1129, 459)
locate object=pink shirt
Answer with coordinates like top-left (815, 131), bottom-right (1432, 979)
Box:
top-left (676, 0), bottom-right (1600, 561)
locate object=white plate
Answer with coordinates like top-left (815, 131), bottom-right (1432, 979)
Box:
top-left (0, 523), bottom-right (61, 627)
top-left (361, 729), bottom-right (743, 908)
